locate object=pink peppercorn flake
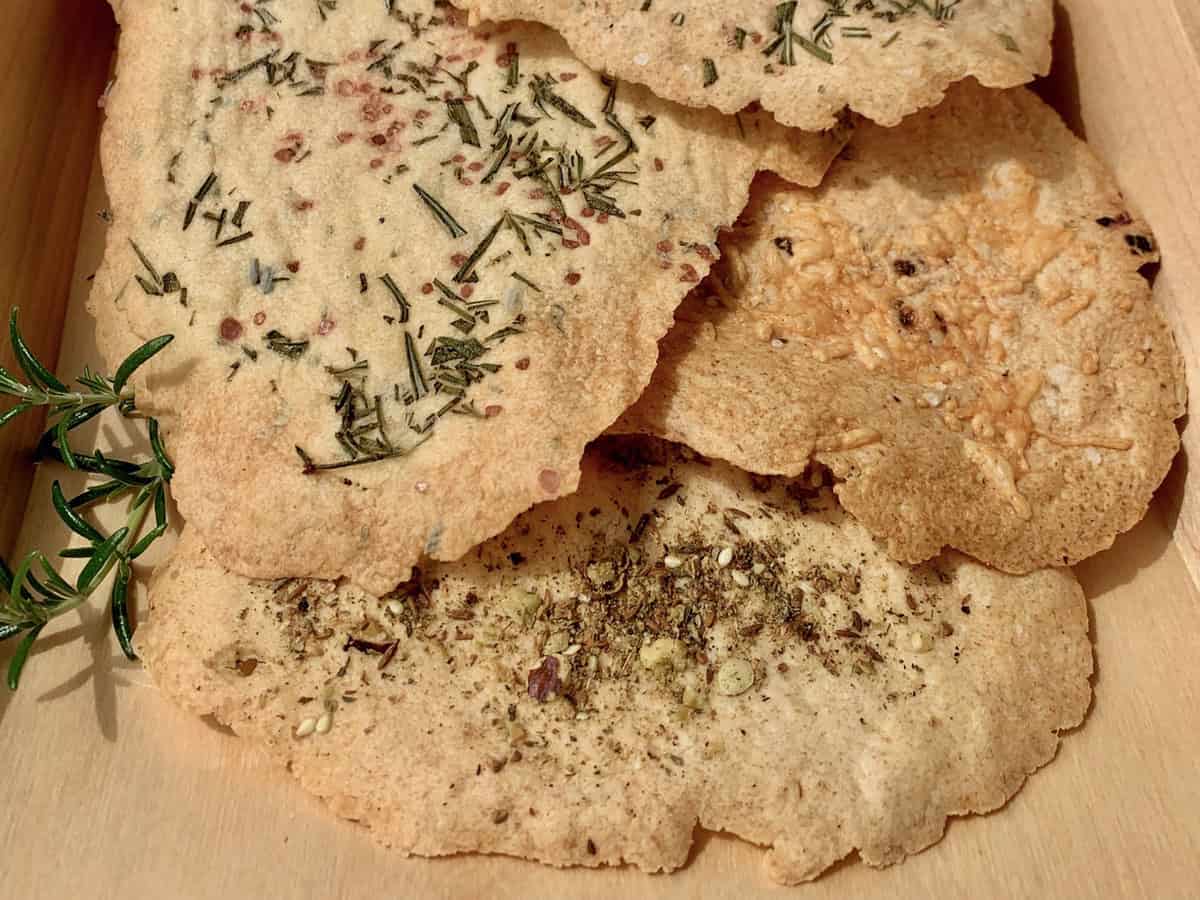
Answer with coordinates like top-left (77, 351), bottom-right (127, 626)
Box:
top-left (274, 147), bottom-right (296, 163)
top-left (336, 131), bottom-right (354, 144)
top-left (219, 318), bottom-right (243, 342)
top-left (451, 253), bottom-right (468, 266)
top-left (597, 213), bottom-right (610, 225)
top-left (679, 264), bottom-right (700, 283)
top-left (565, 272), bottom-right (581, 285)
top-left (460, 284), bottom-right (474, 299)
top-left (515, 357), bottom-right (530, 370)
top-left (654, 158), bottom-right (664, 172)
top-left (484, 404), bottom-right (503, 418)
top-left (581, 207), bottom-right (595, 218)
top-left (576, 229), bottom-right (591, 247)
top-left (369, 158), bottom-right (384, 169)
top-left (560, 72), bottom-right (578, 81)
top-left (527, 657), bottom-right (561, 701)
top-left (317, 318), bottom-right (335, 336)
top-left (657, 240), bottom-right (673, 253)
top-left (459, 177), bottom-right (475, 187)
top-left (253, 312), bottom-right (266, 326)
top-left (496, 182), bottom-right (511, 196)
top-left (468, 161), bottom-right (483, 171)
top-left (563, 239), bottom-right (580, 250)
top-left (371, 134), bottom-right (387, 145)
top-left (353, 237), bottom-right (366, 251)
top-left (539, 468), bottom-right (562, 494)
top-left (696, 245), bottom-right (715, 262)
top-left (286, 261), bottom-right (300, 273)
top-left (421, 283), bottom-right (434, 294)
top-left (294, 200), bottom-right (314, 212)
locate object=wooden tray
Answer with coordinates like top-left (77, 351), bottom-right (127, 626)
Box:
top-left (3, 2), bottom-right (1200, 897)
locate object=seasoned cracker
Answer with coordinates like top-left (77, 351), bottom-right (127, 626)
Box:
top-left (139, 438), bottom-right (1091, 884)
top-left (459, 0), bottom-right (1053, 130)
top-left (618, 83), bottom-right (1186, 572)
top-left (91, 1), bottom-right (846, 592)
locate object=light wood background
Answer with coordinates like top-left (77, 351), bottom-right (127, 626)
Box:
top-left (2, 2), bottom-right (1200, 898)
top-left (0, 0), bottom-right (116, 558)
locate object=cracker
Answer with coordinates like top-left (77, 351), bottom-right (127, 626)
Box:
top-left (459, 0), bottom-right (1054, 131)
top-left (91, 1), bottom-right (847, 593)
top-left (138, 438), bottom-right (1091, 884)
top-left (617, 83), bottom-right (1186, 572)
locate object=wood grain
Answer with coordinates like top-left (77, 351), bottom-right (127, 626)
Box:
top-left (1, 2), bottom-right (1199, 898)
top-left (0, 0), bottom-right (116, 557)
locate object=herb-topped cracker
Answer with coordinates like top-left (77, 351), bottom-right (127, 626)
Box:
top-left (137, 438), bottom-right (1091, 884)
top-left (458, 1), bottom-right (1054, 131)
top-left (617, 83), bottom-right (1186, 573)
top-left (90, 1), bottom-right (847, 592)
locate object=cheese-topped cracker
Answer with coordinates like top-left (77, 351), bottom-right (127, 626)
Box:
top-left (617, 83), bottom-right (1185, 572)
top-left (91, 1), bottom-right (846, 592)
top-left (139, 439), bottom-right (1091, 884)
top-left (459, 0), bottom-right (1054, 130)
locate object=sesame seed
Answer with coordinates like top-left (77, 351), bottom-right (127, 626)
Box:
top-left (295, 717), bottom-right (317, 738)
top-left (717, 547), bottom-right (734, 568)
top-left (663, 555), bottom-right (684, 569)
top-left (715, 658), bottom-right (754, 696)
top-left (731, 570), bottom-right (751, 588)
top-left (770, 338), bottom-right (786, 349)
top-left (751, 563), bottom-right (766, 575)
top-left (415, 480), bottom-right (429, 493)
top-left (315, 712), bottom-right (333, 734)
top-left (910, 632), bottom-right (933, 653)
top-left (387, 600), bottom-right (404, 616)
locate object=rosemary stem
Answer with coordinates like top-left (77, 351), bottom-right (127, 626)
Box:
top-left (0, 385), bottom-right (127, 409)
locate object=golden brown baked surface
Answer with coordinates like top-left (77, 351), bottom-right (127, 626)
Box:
top-left (91, 1), bottom-right (844, 593)
top-left (460, 0), bottom-right (1053, 130)
top-left (618, 83), bottom-right (1186, 572)
top-left (139, 439), bottom-right (1091, 884)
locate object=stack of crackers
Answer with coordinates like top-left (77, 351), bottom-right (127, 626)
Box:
top-left (89, 1), bottom-right (1185, 883)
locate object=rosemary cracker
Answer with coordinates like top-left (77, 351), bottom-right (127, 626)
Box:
top-left (618, 83), bottom-right (1186, 573)
top-left (458, 0), bottom-right (1053, 131)
top-left (90, 1), bottom-right (847, 593)
top-left (138, 439), bottom-right (1091, 884)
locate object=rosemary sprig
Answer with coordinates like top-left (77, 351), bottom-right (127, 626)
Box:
top-left (0, 308), bottom-right (174, 689)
